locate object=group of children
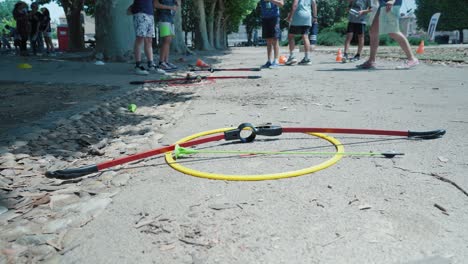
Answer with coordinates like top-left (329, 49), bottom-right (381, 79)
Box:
top-left (259, 0), bottom-right (419, 70)
top-left (130, 0), bottom-right (178, 75)
top-left (11, 1), bottom-right (54, 56)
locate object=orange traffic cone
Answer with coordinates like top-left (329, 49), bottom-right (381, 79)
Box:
top-left (416, 40), bottom-right (425, 54)
top-left (335, 48), bottom-right (343, 62)
top-left (196, 58), bottom-right (210, 68)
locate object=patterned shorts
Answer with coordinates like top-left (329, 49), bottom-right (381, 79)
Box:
top-left (133, 13), bottom-right (155, 38)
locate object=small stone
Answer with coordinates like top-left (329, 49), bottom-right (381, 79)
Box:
top-left (49, 194), bottom-right (81, 211)
top-left (111, 174), bottom-right (131, 187)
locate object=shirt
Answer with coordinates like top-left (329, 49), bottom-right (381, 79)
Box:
top-left (348, 0), bottom-right (371, 24)
top-left (291, 0), bottom-right (312, 26)
top-left (132, 0), bottom-right (154, 16)
top-left (157, 0), bottom-right (176, 23)
top-left (260, 0), bottom-right (280, 18)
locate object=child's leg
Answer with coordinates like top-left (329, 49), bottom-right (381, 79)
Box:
top-left (302, 34), bottom-right (310, 58)
top-left (143, 37), bottom-right (153, 63)
top-left (368, 11), bottom-right (380, 63)
top-left (288, 33), bottom-right (295, 54)
top-left (344, 32), bottom-right (354, 55)
top-left (134, 36), bottom-right (144, 63)
top-left (357, 33), bottom-right (365, 55)
top-left (389, 32), bottom-right (416, 61)
top-left (266, 38), bottom-right (273, 62)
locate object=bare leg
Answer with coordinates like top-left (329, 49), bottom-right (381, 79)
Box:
top-left (266, 38), bottom-right (273, 62)
top-left (160, 36), bottom-right (172, 62)
top-left (272, 38), bottom-right (279, 61)
top-left (143, 37), bottom-right (153, 63)
top-left (302, 34), bottom-right (310, 58)
top-left (344, 32), bottom-right (353, 55)
top-left (288, 33), bottom-right (295, 54)
top-left (389, 32), bottom-right (416, 61)
top-left (357, 33), bottom-right (364, 55)
top-left (134, 36), bottom-right (144, 62)
top-left (368, 12), bottom-right (380, 63)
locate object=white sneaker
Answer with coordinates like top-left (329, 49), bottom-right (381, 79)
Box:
top-left (135, 65), bottom-right (149, 75)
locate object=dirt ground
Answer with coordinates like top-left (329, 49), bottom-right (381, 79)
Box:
top-left (1, 45), bottom-right (468, 263)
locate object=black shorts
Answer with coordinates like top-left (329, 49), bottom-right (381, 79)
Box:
top-left (289, 25), bottom-right (311, 35)
top-left (262, 17), bottom-right (281, 39)
top-left (347, 22), bottom-right (366, 34)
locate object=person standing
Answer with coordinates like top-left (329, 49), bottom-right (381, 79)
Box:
top-left (286, 0), bottom-right (312, 65)
top-left (357, 0), bottom-right (419, 69)
top-left (342, 0), bottom-right (372, 62)
top-left (130, 0), bottom-right (158, 75)
top-left (259, 0), bottom-right (284, 69)
top-left (12, 1), bottom-right (29, 56)
top-left (155, 0), bottom-right (178, 72)
top-left (40, 7), bottom-right (54, 54)
top-left (29, 2), bottom-right (43, 55)
top-left (1, 29), bottom-right (12, 50)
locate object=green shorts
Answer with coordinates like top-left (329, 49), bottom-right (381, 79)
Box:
top-left (159, 22), bottom-right (175, 38)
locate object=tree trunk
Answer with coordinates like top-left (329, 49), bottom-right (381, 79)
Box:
top-left (459, 29), bottom-right (465, 44)
top-left (62, 0), bottom-right (85, 51)
top-left (214, 0), bottom-right (224, 49)
top-left (171, 7), bottom-right (189, 54)
top-left (207, 0), bottom-right (216, 48)
top-left (95, 0), bottom-right (134, 61)
top-left (194, 0), bottom-right (212, 50)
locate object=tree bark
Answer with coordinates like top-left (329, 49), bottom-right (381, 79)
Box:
top-left (459, 29), bottom-right (464, 44)
top-left (171, 6), bottom-right (189, 54)
top-left (62, 0), bottom-right (85, 51)
top-left (95, 0), bottom-right (134, 61)
top-left (214, 0), bottom-right (224, 49)
top-left (194, 0), bottom-right (213, 50)
top-left (207, 0), bottom-right (216, 48)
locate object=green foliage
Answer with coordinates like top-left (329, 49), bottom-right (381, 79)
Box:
top-left (317, 31), bottom-right (343, 46)
top-left (182, 0), bottom-right (196, 33)
top-left (320, 19), bottom-right (348, 35)
top-left (0, 0), bottom-right (16, 31)
top-left (415, 0), bottom-right (468, 32)
top-left (407, 36), bottom-right (437, 46)
top-left (315, 0), bottom-right (348, 29)
top-left (378, 35), bottom-right (397, 46)
top-left (225, 0), bottom-right (258, 34)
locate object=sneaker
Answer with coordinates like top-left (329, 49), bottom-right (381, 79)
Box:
top-left (342, 53), bottom-right (349, 63)
top-left (356, 61), bottom-right (376, 70)
top-left (166, 62), bottom-right (178, 70)
top-left (135, 65), bottom-right (149, 75)
top-left (396, 58), bottom-right (419, 70)
top-left (351, 55), bottom-right (361, 62)
top-left (261, 61), bottom-right (272, 68)
top-left (298, 57), bottom-right (311, 65)
top-left (285, 56), bottom-right (297, 65)
top-left (269, 61), bottom-right (280, 69)
top-left (148, 64), bottom-right (166, 74)
top-left (159, 62), bottom-right (176, 72)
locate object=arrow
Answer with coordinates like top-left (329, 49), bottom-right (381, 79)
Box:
top-left (172, 145), bottom-right (404, 159)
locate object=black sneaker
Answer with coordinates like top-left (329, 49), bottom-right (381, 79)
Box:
top-left (351, 55), bottom-right (361, 62)
top-left (298, 57), bottom-right (311, 65)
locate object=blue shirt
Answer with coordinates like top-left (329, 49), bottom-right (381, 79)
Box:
top-left (157, 0), bottom-right (176, 23)
top-left (260, 0), bottom-right (280, 18)
top-left (132, 0), bottom-right (154, 16)
top-left (291, 0), bottom-right (312, 26)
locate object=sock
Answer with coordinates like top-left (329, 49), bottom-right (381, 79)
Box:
top-left (304, 53), bottom-right (309, 59)
top-left (147, 60), bottom-right (153, 67)
top-left (136, 61), bottom-right (142, 67)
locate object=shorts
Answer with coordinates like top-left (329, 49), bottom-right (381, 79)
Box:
top-left (44, 32), bottom-right (52, 38)
top-left (262, 17), bottom-right (280, 39)
top-left (133, 13), bottom-right (155, 38)
top-left (159, 22), bottom-right (175, 38)
top-left (347, 22), bottom-right (366, 34)
top-left (289, 25), bottom-right (311, 35)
